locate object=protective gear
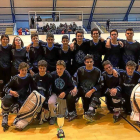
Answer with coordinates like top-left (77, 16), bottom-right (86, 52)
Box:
top-left (130, 84), bottom-right (140, 123)
top-left (13, 90), bottom-right (45, 130)
top-left (2, 113), bottom-right (9, 131)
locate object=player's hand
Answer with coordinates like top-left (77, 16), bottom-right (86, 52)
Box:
top-left (59, 92), bottom-right (66, 99)
top-left (70, 41), bottom-right (75, 51)
top-left (85, 89), bottom-right (95, 98)
top-left (110, 88), bottom-right (117, 96)
top-left (10, 90), bottom-right (19, 97)
top-left (70, 87), bottom-right (77, 96)
top-left (99, 37), bottom-right (105, 42)
top-left (118, 41), bottom-right (123, 48)
top-left (105, 39), bottom-right (111, 48)
top-left (112, 69), bottom-right (118, 77)
top-left (0, 80), bottom-right (3, 84)
top-left (30, 70), bottom-right (35, 76)
top-left (137, 65), bottom-right (140, 72)
top-left (26, 43), bottom-right (31, 52)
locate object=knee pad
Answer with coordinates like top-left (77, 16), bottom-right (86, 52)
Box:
top-left (2, 95), bottom-right (14, 108)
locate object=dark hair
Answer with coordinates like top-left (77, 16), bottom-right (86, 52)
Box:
top-left (46, 32), bottom-right (54, 39)
top-left (84, 54), bottom-right (93, 61)
top-left (12, 36), bottom-right (24, 48)
top-left (102, 60), bottom-right (112, 67)
top-left (31, 33), bottom-right (38, 39)
top-left (126, 60), bottom-right (137, 67)
top-left (110, 29), bottom-right (118, 36)
top-left (0, 34), bottom-right (9, 42)
top-left (91, 28), bottom-right (101, 35)
top-left (126, 28), bottom-right (134, 32)
top-left (56, 60), bottom-right (66, 68)
top-left (18, 62), bottom-right (29, 70)
top-left (62, 35), bottom-right (69, 40)
top-left (76, 30), bottom-right (84, 36)
top-left (38, 60), bottom-right (47, 67)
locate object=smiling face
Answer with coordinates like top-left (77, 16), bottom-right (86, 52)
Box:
top-left (104, 64), bottom-right (113, 74)
top-left (92, 31), bottom-right (100, 40)
top-left (76, 33), bottom-right (83, 43)
top-left (31, 36), bottom-right (39, 44)
top-left (62, 38), bottom-right (69, 47)
top-left (14, 37), bottom-right (22, 46)
top-left (1, 36), bottom-right (9, 46)
top-left (46, 37), bottom-right (54, 46)
top-left (19, 67), bottom-right (28, 77)
top-left (38, 66), bottom-right (46, 76)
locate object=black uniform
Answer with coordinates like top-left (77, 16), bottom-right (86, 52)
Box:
top-left (43, 44), bottom-right (60, 72)
top-left (73, 66), bottom-right (101, 112)
top-left (0, 44), bottom-right (12, 97)
top-left (102, 69), bottom-right (122, 111)
top-left (2, 73), bottom-right (34, 109)
top-left (119, 70), bottom-right (140, 113)
top-left (29, 42), bottom-right (45, 73)
top-left (104, 43), bottom-right (122, 68)
top-left (51, 70), bottom-right (74, 113)
top-left (121, 40), bottom-right (140, 69)
top-left (71, 42), bottom-right (89, 75)
top-left (87, 40), bottom-right (105, 71)
top-left (33, 72), bottom-right (53, 110)
top-left (59, 45), bottom-right (73, 75)
top-left (11, 47), bottom-right (29, 76)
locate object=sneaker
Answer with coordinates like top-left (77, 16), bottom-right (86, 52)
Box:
top-left (49, 117), bottom-right (56, 125)
top-left (68, 111), bottom-right (77, 121)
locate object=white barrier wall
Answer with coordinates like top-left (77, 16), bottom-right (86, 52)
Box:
top-left (0, 33), bottom-right (140, 46)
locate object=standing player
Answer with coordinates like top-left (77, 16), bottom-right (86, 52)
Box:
top-left (11, 36), bottom-right (30, 76)
top-left (43, 33), bottom-right (60, 72)
top-left (104, 29), bottom-right (123, 68)
top-left (1, 62), bottom-right (34, 131)
top-left (121, 28), bottom-right (140, 70)
top-left (71, 30), bottom-right (89, 75)
top-left (29, 33), bottom-right (45, 74)
top-left (72, 55), bottom-right (102, 122)
top-left (0, 35), bottom-right (12, 98)
top-left (59, 35), bottom-right (73, 75)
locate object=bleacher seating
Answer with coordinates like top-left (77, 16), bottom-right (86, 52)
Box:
top-left (0, 23), bottom-right (14, 35)
top-left (97, 21), bottom-right (140, 33)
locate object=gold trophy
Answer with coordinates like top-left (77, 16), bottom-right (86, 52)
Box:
top-left (57, 115), bottom-right (65, 139)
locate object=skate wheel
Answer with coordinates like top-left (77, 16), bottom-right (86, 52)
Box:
top-left (83, 115), bottom-right (94, 123)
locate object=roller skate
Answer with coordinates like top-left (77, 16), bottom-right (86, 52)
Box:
top-left (113, 111), bottom-right (121, 123)
top-left (2, 113), bottom-right (9, 131)
top-left (83, 109), bottom-right (95, 122)
top-left (68, 111), bottom-right (77, 121)
top-left (136, 121), bottom-right (140, 128)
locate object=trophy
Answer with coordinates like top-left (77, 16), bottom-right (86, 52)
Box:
top-left (56, 98), bottom-right (67, 139)
top-left (57, 115), bottom-right (65, 139)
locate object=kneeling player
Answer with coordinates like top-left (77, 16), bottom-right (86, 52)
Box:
top-left (102, 60), bottom-right (124, 122)
top-left (1, 62), bottom-right (35, 131)
top-left (72, 55), bottom-right (102, 122)
top-left (50, 60), bottom-right (75, 123)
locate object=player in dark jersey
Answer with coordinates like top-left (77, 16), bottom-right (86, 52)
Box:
top-left (28, 33), bottom-right (45, 74)
top-left (104, 29), bottom-right (123, 68)
top-left (1, 62), bottom-right (35, 131)
top-left (11, 36), bottom-right (30, 76)
top-left (86, 28), bottom-right (105, 71)
top-left (50, 60), bottom-right (75, 124)
top-left (119, 61), bottom-right (140, 115)
top-left (72, 55), bottom-right (102, 122)
top-left (71, 30), bottom-right (89, 75)
top-left (120, 28), bottom-right (140, 70)
top-left (43, 33), bottom-right (60, 72)
top-left (102, 60), bottom-right (124, 122)
top-left (58, 35), bottom-right (73, 75)
top-left (0, 35), bottom-right (12, 98)
top-left (33, 60), bottom-right (55, 125)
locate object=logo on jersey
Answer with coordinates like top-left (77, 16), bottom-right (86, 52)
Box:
top-left (81, 80), bottom-right (94, 93)
top-left (75, 50), bottom-right (86, 64)
top-left (55, 78), bottom-right (65, 89)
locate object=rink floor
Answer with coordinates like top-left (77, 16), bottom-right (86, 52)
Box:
top-left (0, 97), bottom-right (140, 140)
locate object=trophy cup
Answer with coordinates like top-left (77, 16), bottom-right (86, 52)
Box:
top-left (57, 115), bottom-right (65, 139)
